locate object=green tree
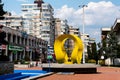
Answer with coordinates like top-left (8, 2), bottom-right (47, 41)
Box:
top-left (92, 42), bottom-right (98, 64)
top-left (87, 42), bottom-right (98, 64)
top-left (106, 31), bottom-right (118, 58)
top-left (0, 0), bottom-right (6, 20)
top-left (117, 45), bottom-right (120, 58)
top-left (87, 45), bottom-right (92, 59)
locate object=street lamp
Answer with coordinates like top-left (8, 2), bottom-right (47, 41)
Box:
top-left (79, 5), bottom-right (87, 64)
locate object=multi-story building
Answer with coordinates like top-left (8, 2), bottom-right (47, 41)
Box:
top-left (54, 18), bottom-right (69, 39)
top-left (100, 19), bottom-right (120, 65)
top-left (69, 26), bottom-right (80, 36)
top-left (101, 27), bottom-right (111, 54)
top-left (0, 15), bottom-right (23, 31)
top-left (21, 0), bottom-right (55, 47)
top-left (89, 38), bottom-right (95, 44)
top-left (40, 2), bottom-right (54, 47)
top-left (54, 18), bottom-right (61, 39)
top-left (81, 34), bottom-right (90, 58)
top-left (101, 27), bottom-right (111, 41)
top-left (21, 3), bottom-right (40, 37)
top-left (0, 26), bottom-right (48, 62)
top-left (112, 18), bottom-right (120, 44)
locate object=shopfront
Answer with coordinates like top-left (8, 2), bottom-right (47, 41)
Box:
top-left (0, 44), bottom-right (7, 55)
top-left (8, 45), bottom-right (24, 62)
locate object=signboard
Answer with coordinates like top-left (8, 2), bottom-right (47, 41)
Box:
top-left (26, 46), bottom-right (29, 51)
top-left (48, 46), bottom-right (53, 54)
top-left (2, 45), bottom-right (6, 49)
top-left (0, 45), bottom-right (1, 53)
top-left (9, 45), bottom-right (23, 51)
top-left (47, 54), bottom-right (53, 59)
top-left (0, 46), bottom-right (2, 49)
top-left (0, 45), bottom-right (6, 50)
top-left (13, 50), bottom-right (17, 54)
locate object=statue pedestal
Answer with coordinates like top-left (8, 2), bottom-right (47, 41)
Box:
top-left (0, 62), bottom-right (14, 75)
top-left (42, 63), bottom-right (100, 73)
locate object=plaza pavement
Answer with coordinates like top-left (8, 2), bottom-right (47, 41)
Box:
top-left (15, 66), bottom-right (120, 80)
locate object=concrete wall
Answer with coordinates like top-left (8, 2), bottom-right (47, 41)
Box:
top-left (105, 58), bottom-right (120, 66)
top-left (114, 58), bottom-right (120, 66)
top-left (0, 62), bottom-right (14, 75)
top-left (105, 58), bottom-right (113, 65)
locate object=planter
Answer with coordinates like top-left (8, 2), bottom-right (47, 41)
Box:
top-left (0, 61), bottom-right (14, 75)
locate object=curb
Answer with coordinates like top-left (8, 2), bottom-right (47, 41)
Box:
top-left (22, 72), bottom-right (54, 80)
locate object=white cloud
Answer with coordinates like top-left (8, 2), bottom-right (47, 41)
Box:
top-left (86, 1), bottom-right (120, 26)
top-left (11, 11), bottom-right (17, 15)
top-left (54, 1), bottom-right (120, 42)
top-left (54, 5), bottom-right (75, 21)
top-left (92, 30), bottom-right (100, 36)
top-left (54, 1), bottom-right (120, 26)
top-left (17, 0), bottom-right (28, 2)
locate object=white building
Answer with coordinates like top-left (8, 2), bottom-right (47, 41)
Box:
top-left (112, 18), bottom-right (120, 44)
top-left (21, 3), bottom-right (40, 37)
top-left (55, 18), bottom-right (69, 39)
top-left (21, 0), bottom-right (55, 47)
top-left (0, 15), bottom-right (23, 30)
top-left (101, 27), bottom-right (111, 40)
top-left (40, 2), bottom-right (54, 47)
top-left (81, 34), bottom-right (90, 57)
top-left (69, 26), bottom-right (80, 36)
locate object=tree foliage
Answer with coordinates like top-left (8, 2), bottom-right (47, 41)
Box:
top-left (87, 42), bottom-right (98, 64)
top-left (87, 45), bottom-right (92, 59)
top-left (105, 30), bottom-right (119, 58)
top-left (0, 0), bottom-right (6, 19)
top-left (87, 42), bottom-right (97, 59)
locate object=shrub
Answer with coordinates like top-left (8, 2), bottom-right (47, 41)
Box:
top-left (20, 60), bottom-right (25, 64)
top-left (99, 60), bottom-right (105, 66)
top-left (24, 55), bottom-right (30, 61)
top-left (14, 60), bottom-right (18, 64)
top-left (87, 59), bottom-right (96, 63)
top-left (24, 61), bottom-right (30, 64)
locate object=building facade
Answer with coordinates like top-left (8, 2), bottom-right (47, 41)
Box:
top-left (112, 18), bottom-right (120, 44)
top-left (81, 34), bottom-right (90, 58)
top-left (1, 26), bottom-right (48, 62)
top-left (21, 3), bottom-right (41, 37)
top-left (54, 18), bottom-right (69, 39)
top-left (21, 0), bottom-right (55, 47)
top-left (101, 27), bottom-right (111, 41)
top-left (0, 15), bottom-right (23, 31)
top-left (40, 2), bottom-right (54, 47)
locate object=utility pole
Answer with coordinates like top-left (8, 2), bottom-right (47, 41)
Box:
top-left (79, 5), bottom-right (87, 64)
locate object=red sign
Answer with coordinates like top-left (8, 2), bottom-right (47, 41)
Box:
top-left (0, 45), bottom-right (6, 49)
top-left (26, 46), bottom-right (29, 51)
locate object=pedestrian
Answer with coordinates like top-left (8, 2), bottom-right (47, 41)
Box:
top-left (36, 61), bottom-right (38, 66)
